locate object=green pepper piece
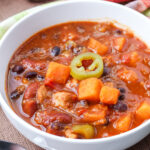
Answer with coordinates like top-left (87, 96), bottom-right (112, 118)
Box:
top-left (72, 124), bottom-right (95, 139)
top-left (143, 9), bottom-right (150, 17)
top-left (70, 52), bottom-right (103, 80)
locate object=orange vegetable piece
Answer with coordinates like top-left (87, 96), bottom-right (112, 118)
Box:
top-left (22, 99), bottom-right (37, 117)
top-left (136, 101), bottom-right (150, 121)
top-left (117, 68), bottom-right (138, 83)
top-left (121, 51), bottom-right (140, 66)
top-left (115, 113), bottom-right (132, 132)
top-left (100, 86), bottom-right (120, 104)
top-left (45, 62), bottom-right (70, 85)
top-left (78, 78), bottom-right (103, 102)
top-left (114, 37), bottom-right (126, 51)
top-left (88, 38), bottom-right (108, 55)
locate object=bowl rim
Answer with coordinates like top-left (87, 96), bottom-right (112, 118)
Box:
top-left (0, 0), bottom-right (150, 144)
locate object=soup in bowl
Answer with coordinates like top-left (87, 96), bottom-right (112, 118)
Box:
top-left (1, 0), bottom-right (150, 150)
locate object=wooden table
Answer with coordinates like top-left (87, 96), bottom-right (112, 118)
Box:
top-left (0, 0), bottom-right (150, 150)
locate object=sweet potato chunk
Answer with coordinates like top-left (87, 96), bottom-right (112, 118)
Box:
top-left (45, 62), bottom-right (70, 85)
top-left (136, 101), bottom-right (150, 121)
top-left (100, 86), bottom-right (120, 104)
top-left (117, 68), bottom-right (138, 83)
top-left (78, 78), bottom-right (103, 102)
top-left (114, 37), bottom-right (126, 51)
top-left (115, 113), bottom-right (132, 132)
top-left (88, 38), bottom-right (108, 55)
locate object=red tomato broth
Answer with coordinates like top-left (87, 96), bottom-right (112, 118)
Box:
top-left (6, 21), bottom-right (150, 139)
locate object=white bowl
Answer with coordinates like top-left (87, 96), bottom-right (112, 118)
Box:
top-left (0, 0), bottom-right (150, 150)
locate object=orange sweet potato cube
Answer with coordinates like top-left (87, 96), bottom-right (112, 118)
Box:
top-left (78, 78), bottom-right (103, 102)
top-left (45, 62), bottom-right (70, 85)
top-left (100, 86), bottom-right (120, 104)
top-left (115, 113), bottom-right (132, 132)
top-left (88, 38), bottom-right (108, 55)
top-left (114, 37), bottom-right (126, 51)
top-left (135, 101), bottom-right (150, 121)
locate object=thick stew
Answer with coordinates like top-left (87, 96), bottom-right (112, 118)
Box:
top-left (7, 21), bottom-right (150, 139)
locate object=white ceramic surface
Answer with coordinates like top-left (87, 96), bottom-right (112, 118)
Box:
top-left (0, 0), bottom-right (150, 150)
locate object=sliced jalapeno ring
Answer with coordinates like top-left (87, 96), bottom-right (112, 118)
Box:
top-left (72, 124), bottom-right (95, 139)
top-left (70, 52), bottom-right (103, 80)
top-left (143, 9), bottom-right (150, 17)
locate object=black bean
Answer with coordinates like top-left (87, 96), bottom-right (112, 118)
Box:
top-left (104, 117), bottom-right (109, 126)
top-left (37, 74), bottom-right (45, 81)
top-left (10, 90), bottom-right (20, 100)
top-left (10, 85), bottom-right (25, 100)
top-left (113, 102), bottom-right (127, 112)
top-left (51, 46), bottom-right (61, 56)
top-left (118, 94), bottom-right (125, 101)
top-left (102, 67), bottom-right (110, 76)
top-left (24, 71), bottom-right (37, 80)
top-left (108, 104), bottom-right (114, 109)
top-left (12, 65), bottom-right (24, 74)
top-left (118, 87), bottom-right (126, 93)
top-left (115, 29), bottom-right (122, 35)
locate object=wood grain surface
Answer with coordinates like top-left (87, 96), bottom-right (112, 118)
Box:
top-left (0, 0), bottom-right (150, 150)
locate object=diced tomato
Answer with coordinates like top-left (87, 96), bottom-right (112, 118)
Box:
top-left (24, 82), bottom-right (39, 100)
top-left (121, 51), bottom-right (140, 66)
top-left (35, 110), bottom-right (72, 126)
top-left (117, 68), bottom-right (138, 83)
top-left (22, 99), bottom-right (37, 117)
top-left (22, 58), bottom-right (47, 70)
top-left (88, 38), bottom-right (108, 55)
top-left (82, 59), bottom-right (93, 69)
